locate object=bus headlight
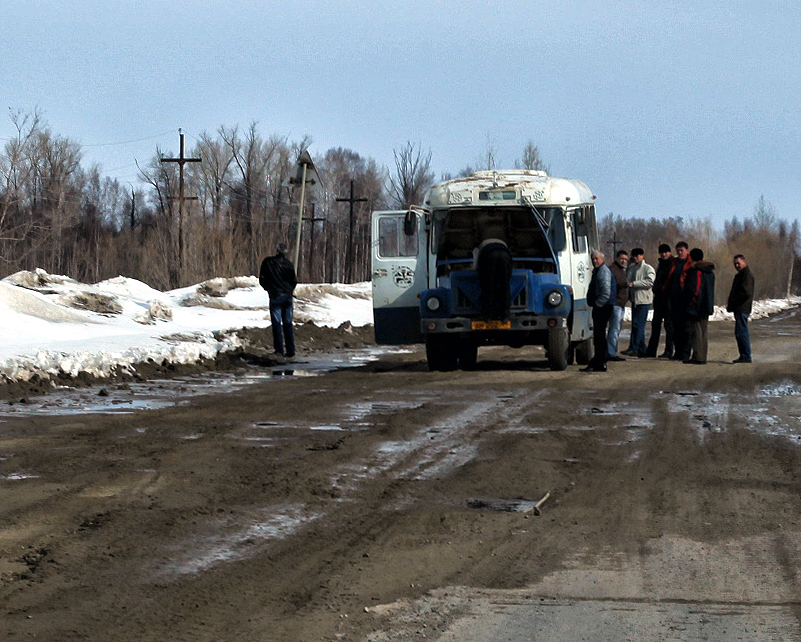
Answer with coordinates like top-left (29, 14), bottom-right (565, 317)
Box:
top-left (546, 290), bottom-right (563, 307)
top-left (426, 296), bottom-right (442, 311)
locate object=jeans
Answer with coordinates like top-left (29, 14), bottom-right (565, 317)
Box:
top-left (734, 312), bottom-right (751, 361)
top-left (606, 305), bottom-right (625, 357)
top-left (269, 295), bottom-right (295, 356)
top-left (628, 304), bottom-right (651, 355)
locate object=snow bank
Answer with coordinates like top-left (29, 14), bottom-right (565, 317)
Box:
top-left (0, 270), bottom-right (374, 384)
top-left (1, 268), bottom-right (797, 385)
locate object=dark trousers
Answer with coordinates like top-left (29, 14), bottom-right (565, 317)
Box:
top-left (670, 300), bottom-right (690, 360)
top-left (590, 305), bottom-right (613, 369)
top-left (269, 295), bottom-right (295, 356)
top-left (646, 297), bottom-right (673, 356)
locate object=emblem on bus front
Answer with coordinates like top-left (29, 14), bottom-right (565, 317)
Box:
top-left (394, 266), bottom-right (414, 288)
top-left (577, 261), bottom-right (587, 283)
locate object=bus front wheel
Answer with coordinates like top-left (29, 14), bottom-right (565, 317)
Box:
top-left (426, 335), bottom-right (458, 372)
top-left (546, 328), bottom-right (569, 371)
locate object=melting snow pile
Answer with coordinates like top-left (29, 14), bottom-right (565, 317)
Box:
top-left (1, 268), bottom-right (798, 385)
top-left (0, 269), bottom-right (373, 383)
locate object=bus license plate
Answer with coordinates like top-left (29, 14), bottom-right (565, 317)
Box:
top-left (472, 320), bottom-right (511, 330)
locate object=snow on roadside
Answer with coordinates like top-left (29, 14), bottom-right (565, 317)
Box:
top-left (0, 269), bottom-right (373, 384)
top-left (1, 268), bottom-right (798, 385)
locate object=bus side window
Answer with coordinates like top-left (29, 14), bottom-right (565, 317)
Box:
top-left (570, 209), bottom-right (587, 253)
top-left (586, 205), bottom-right (599, 250)
top-left (379, 217), bottom-right (418, 257)
top-left (401, 227), bottom-right (418, 257)
top-left (378, 218), bottom-right (400, 257)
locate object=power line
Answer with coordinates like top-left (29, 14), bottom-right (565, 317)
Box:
top-left (80, 131), bottom-right (175, 147)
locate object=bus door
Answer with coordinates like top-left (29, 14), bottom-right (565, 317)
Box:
top-left (371, 211), bottom-right (427, 344)
top-left (566, 206), bottom-right (593, 339)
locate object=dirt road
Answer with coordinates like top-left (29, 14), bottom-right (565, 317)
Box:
top-left (3, 311), bottom-right (801, 640)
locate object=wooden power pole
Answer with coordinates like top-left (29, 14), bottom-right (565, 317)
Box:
top-left (161, 130), bottom-right (201, 282)
top-left (336, 180), bottom-right (368, 283)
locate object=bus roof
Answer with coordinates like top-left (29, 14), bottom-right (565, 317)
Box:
top-left (424, 170), bottom-right (595, 210)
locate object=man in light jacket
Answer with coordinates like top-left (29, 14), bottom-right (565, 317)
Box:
top-left (623, 248), bottom-right (656, 358)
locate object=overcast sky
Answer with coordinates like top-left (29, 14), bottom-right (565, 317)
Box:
top-left (2, 0), bottom-right (800, 229)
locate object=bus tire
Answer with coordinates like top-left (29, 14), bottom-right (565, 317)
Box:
top-left (574, 338), bottom-right (594, 365)
top-left (547, 328), bottom-right (569, 371)
top-left (426, 335), bottom-right (458, 372)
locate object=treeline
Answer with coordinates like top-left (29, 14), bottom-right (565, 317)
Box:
top-left (0, 113), bottom-right (437, 289)
top-left (2, 110), bottom-right (798, 299)
top-left (599, 198), bottom-right (800, 304)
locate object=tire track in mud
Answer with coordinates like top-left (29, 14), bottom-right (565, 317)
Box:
top-left (148, 387), bottom-right (543, 583)
top-left (331, 388), bottom-right (545, 492)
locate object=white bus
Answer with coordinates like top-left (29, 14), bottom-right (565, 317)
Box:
top-left (371, 170), bottom-right (599, 371)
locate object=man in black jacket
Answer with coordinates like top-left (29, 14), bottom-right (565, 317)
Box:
top-left (683, 248), bottom-right (715, 364)
top-left (645, 243), bottom-right (675, 358)
top-left (259, 243), bottom-right (298, 358)
top-left (727, 254), bottom-right (754, 363)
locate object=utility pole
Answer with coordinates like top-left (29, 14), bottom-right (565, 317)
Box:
top-left (161, 130), bottom-right (201, 283)
top-left (336, 180), bottom-right (368, 283)
top-left (290, 150), bottom-right (319, 271)
top-left (606, 231), bottom-right (623, 258)
top-left (302, 203), bottom-right (326, 281)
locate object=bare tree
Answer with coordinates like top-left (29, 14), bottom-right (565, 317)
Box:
top-left (318, 147), bottom-right (387, 282)
top-left (388, 141), bottom-right (434, 209)
top-left (194, 130), bottom-right (234, 229)
top-left (752, 194), bottom-right (776, 230)
top-left (516, 141), bottom-right (550, 173)
top-left (0, 109), bottom-right (43, 263)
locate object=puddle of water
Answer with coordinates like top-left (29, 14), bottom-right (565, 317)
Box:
top-left (344, 400), bottom-right (427, 424)
top-left (241, 395), bottom-right (435, 439)
top-left (666, 384), bottom-right (801, 445)
top-left (0, 347), bottom-right (396, 417)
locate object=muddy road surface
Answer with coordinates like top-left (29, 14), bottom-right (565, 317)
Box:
top-left (3, 311), bottom-right (801, 641)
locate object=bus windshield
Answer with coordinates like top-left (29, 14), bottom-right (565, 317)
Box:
top-left (434, 206), bottom-right (559, 276)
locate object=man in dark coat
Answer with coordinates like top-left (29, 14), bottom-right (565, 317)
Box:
top-left (727, 254), bottom-right (754, 363)
top-left (259, 243), bottom-right (298, 358)
top-left (668, 241), bottom-right (693, 361)
top-left (645, 243), bottom-right (675, 358)
top-left (683, 248), bottom-right (715, 364)
top-left (606, 250), bottom-right (629, 361)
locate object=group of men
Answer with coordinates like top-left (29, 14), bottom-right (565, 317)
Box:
top-left (583, 242), bottom-right (754, 372)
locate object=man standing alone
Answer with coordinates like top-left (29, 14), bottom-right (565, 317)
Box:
top-left (259, 243), bottom-right (298, 358)
top-left (727, 254), bottom-right (754, 363)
